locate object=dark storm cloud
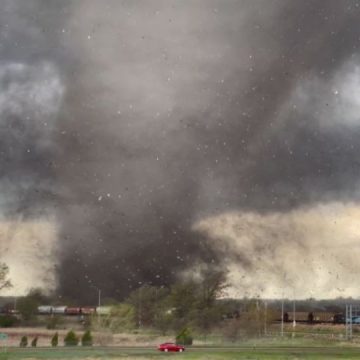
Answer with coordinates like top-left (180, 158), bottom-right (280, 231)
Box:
top-left (2, 0), bottom-right (360, 300)
top-left (0, 0), bottom-right (70, 217)
top-left (0, 0), bottom-right (69, 294)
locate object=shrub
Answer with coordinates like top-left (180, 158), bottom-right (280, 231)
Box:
top-left (64, 330), bottom-right (78, 346)
top-left (176, 327), bottom-right (193, 345)
top-left (81, 330), bottom-right (93, 346)
top-left (17, 296), bottom-right (38, 321)
top-left (46, 315), bottom-right (64, 330)
top-left (31, 337), bottom-right (38, 347)
top-left (108, 303), bottom-right (136, 331)
top-left (19, 336), bottom-right (28, 347)
top-left (223, 319), bottom-right (241, 342)
top-left (51, 332), bottom-right (58, 347)
top-left (0, 315), bottom-right (18, 327)
top-left (95, 331), bottom-right (113, 346)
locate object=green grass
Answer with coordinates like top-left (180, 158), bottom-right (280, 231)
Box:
top-left (0, 347), bottom-right (359, 360)
top-left (196, 335), bottom-right (350, 348)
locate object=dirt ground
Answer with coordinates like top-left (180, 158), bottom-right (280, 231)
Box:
top-left (0, 327), bottom-right (171, 347)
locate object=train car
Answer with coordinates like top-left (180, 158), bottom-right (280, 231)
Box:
top-left (312, 312), bottom-right (334, 323)
top-left (352, 316), bottom-right (360, 324)
top-left (38, 306), bottom-right (53, 314)
top-left (333, 313), bottom-right (345, 324)
top-left (96, 306), bottom-right (111, 316)
top-left (286, 311), bottom-right (309, 322)
top-left (65, 307), bottom-right (81, 315)
top-left (278, 311), bottom-right (336, 324)
top-left (52, 306), bottom-right (67, 314)
top-left (81, 307), bottom-right (96, 315)
top-left (4, 309), bottom-right (19, 315)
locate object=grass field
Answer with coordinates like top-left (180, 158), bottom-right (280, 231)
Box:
top-left (0, 326), bottom-right (358, 359)
top-left (0, 346), bottom-right (359, 360)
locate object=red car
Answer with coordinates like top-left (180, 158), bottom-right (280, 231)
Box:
top-left (158, 343), bottom-right (185, 352)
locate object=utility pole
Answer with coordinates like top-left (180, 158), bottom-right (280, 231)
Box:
top-left (346, 304), bottom-right (349, 340)
top-left (281, 298), bottom-right (284, 337)
top-left (98, 289), bottom-right (101, 307)
top-left (138, 287), bottom-right (142, 328)
top-left (264, 301), bottom-right (267, 336)
top-left (346, 304), bottom-right (353, 340)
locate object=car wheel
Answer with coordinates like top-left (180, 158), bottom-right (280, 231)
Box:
top-left (179, 349), bottom-right (183, 352)
top-left (164, 349), bottom-right (168, 352)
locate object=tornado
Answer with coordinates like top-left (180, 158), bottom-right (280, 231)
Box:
top-left (1, 0), bottom-right (360, 301)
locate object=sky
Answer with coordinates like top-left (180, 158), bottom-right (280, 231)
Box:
top-left (1, 0), bottom-right (360, 300)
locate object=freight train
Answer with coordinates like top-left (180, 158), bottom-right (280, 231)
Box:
top-left (0, 306), bottom-right (111, 316)
top-left (37, 306), bottom-right (111, 316)
top-left (280, 311), bottom-right (346, 324)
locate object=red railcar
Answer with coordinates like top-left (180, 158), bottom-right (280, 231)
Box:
top-left (81, 307), bottom-right (96, 315)
top-left (65, 307), bottom-right (81, 315)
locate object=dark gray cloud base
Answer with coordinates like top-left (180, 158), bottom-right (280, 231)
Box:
top-left (1, 0), bottom-right (360, 301)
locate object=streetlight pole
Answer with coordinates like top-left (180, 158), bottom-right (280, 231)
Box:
top-left (98, 288), bottom-right (101, 307)
top-left (293, 299), bottom-right (296, 327)
top-left (264, 301), bottom-right (267, 336)
top-left (292, 293), bottom-right (296, 338)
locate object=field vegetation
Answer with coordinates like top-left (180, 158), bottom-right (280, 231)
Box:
top-left (0, 263), bottom-right (358, 352)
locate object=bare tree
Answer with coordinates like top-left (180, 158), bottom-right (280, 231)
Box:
top-left (0, 263), bottom-right (11, 291)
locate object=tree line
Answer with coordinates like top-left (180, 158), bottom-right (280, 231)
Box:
top-left (0, 262), bottom-right (274, 340)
